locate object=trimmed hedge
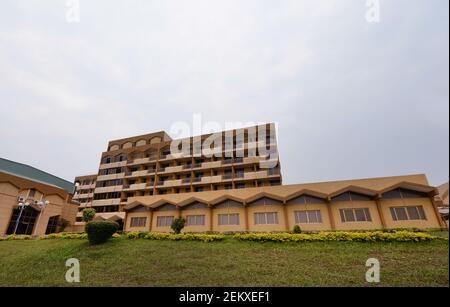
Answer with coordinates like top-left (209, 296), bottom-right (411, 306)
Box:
top-left (40, 233), bottom-right (88, 240)
top-left (85, 220), bottom-right (119, 245)
top-left (126, 231), bottom-right (225, 242)
top-left (0, 235), bottom-right (33, 241)
top-left (233, 231), bottom-right (442, 242)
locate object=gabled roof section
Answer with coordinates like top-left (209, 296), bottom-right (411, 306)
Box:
top-left (245, 192), bottom-right (285, 204)
top-left (328, 185), bottom-right (379, 199)
top-left (285, 189), bottom-right (328, 201)
top-left (0, 157), bottom-right (74, 194)
top-left (379, 181), bottom-right (437, 196)
top-left (178, 197), bottom-right (210, 207)
top-left (210, 194), bottom-right (245, 205)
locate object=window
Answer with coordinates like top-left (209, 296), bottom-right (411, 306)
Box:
top-left (294, 210), bottom-right (322, 224)
top-left (339, 208), bottom-right (372, 222)
top-left (130, 217), bottom-right (147, 227)
top-left (235, 183), bottom-right (246, 189)
top-left (45, 216), bottom-right (59, 234)
top-left (156, 216), bottom-right (174, 227)
top-left (390, 206), bottom-right (426, 221)
top-left (28, 189), bottom-right (36, 198)
top-left (254, 212), bottom-right (278, 225)
top-left (218, 214), bottom-right (240, 225)
top-left (186, 215), bottom-right (205, 226)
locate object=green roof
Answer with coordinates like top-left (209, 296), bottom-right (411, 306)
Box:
top-left (0, 157), bottom-right (74, 194)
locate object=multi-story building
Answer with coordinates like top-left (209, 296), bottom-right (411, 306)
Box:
top-left (73, 123), bottom-right (446, 232)
top-left (73, 123), bottom-right (282, 228)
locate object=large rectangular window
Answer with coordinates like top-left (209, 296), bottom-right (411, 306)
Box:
top-left (186, 215), bottom-right (205, 226)
top-left (339, 208), bottom-right (372, 222)
top-left (218, 214), bottom-right (240, 225)
top-left (390, 206), bottom-right (426, 221)
top-left (130, 217), bottom-right (147, 227)
top-left (254, 212), bottom-right (279, 225)
top-left (156, 216), bottom-right (174, 227)
top-left (294, 210), bottom-right (322, 224)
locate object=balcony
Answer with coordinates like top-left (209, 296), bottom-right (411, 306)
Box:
top-left (97, 173), bottom-right (125, 181)
top-left (222, 174), bottom-right (233, 180)
top-left (163, 179), bottom-right (183, 187)
top-left (124, 170), bottom-right (148, 177)
top-left (267, 169), bottom-right (281, 176)
top-left (192, 177), bottom-right (202, 183)
top-left (92, 199), bottom-right (121, 206)
top-left (165, 165), bottom-right (184, 173)
top-left (201, 161), bottom-right (222, 169)
top-left (99, 160), bottom-right (127, 169)
top-left (222, 159), bottom-right (233, 165)
top-left (125, 183), bottom-right (147, 190)
top-left (94, 186), bottom-right (123, 193)
top-left (234, 157), bottom-right (244, 164)
top-left (234, 172), bottom-right (244, 179)
top-left (192, 162), bottom-right (202, 169)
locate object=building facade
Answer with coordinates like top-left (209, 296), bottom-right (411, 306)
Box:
top-left (73, 124), bottom-right (446, 232)
top-left (73, 123), bottom-right (281, 228)
top-left (123, 174), bottom-right (446, 233)
top-left (0, 158), bottom-right (78, 236)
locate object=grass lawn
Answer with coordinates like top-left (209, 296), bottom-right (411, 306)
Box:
top-left (0, 237), bottom-right (448, 287)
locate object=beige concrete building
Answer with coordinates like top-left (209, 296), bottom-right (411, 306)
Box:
top-left (123, 174), bottom-right (446, 232)
top-left (0, 158), bottom-right (78, 236)
top-left (74, 123), bottom-right (281, 229)
top-left (73, 123), bottom-right (446, 233)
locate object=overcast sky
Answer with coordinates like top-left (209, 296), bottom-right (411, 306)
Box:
top-left (0, 0), bottom-right (448, 186)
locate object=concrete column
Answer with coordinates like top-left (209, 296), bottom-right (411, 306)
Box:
top-left (283, 202), bottom-right (289, 232)
top-left (326, 199), bottom-right (336, 230)
top-left (375, 198), bottom-right (387, 229)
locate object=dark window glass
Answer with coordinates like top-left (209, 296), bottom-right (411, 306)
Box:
top-left (332, 192), bottom-right (351, 202)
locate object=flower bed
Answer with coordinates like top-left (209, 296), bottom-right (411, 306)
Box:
top-left (233, 231), bottom-right (442, 243)
top-left (126, 231), bottom-right (225, 242)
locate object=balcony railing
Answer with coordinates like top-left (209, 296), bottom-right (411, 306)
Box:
top-left (267, 169), bottom-right (281, 176)
top-left (182, 178), bottom-right (191, 184)
top-left (192, 177), bottom-right (202, 183)
top-left (234, 157), bottom-right (244, 164)
top-left (192, 162), bottom-right (202, 168)
top-left (222, 174), bottom-right (233, 180)
top-left (235, 172), bottom-right (244, 178)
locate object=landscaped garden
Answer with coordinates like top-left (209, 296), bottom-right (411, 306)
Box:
top-left (0, 229), bottom-right (448, 287)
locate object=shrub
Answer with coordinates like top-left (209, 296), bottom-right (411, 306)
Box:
top-left (85, 221), bottom-right (119, 245)
top-left (125, 232), bottom-right (224, 242)
top-left (82, 208), bottom-right (96, 222)
top-left (171, 217), bottom-right (186, 234)
top-left (40, 233), bottom-right (87, 240)
top-left (0, 235), bottom-right (33, 241)
top-left (58, 218), bottom-right (70, 232)
top-left (293, 225), bottom-right (302, 234)
top-left (233, 231), bottom-right (441, 243)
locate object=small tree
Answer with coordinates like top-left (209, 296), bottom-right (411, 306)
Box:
top-left (82, 208), bottom-right (96, 223)
top-left (293, 225), bottom-right (302, 234)
top-left (58, 218), bottom-right (70, 232)
top-left (171, 217), bottom-right (186, 234)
